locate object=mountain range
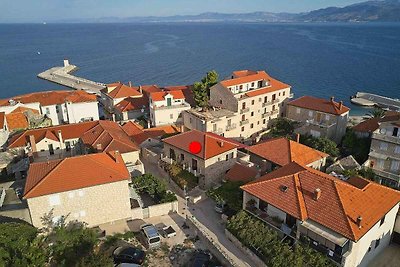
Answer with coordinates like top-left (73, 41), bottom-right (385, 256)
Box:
top-left (60, 0), bottom-right (400, 23)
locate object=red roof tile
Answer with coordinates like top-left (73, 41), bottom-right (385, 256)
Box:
top-left (122, 121), bottom-right (144, 137)
top-left (353, 112), bottom-right (400, 133)
top-left (247, 137), bottom-right (328, 167)
top-left (225, 163), bottom-right (258, 182)
top-left (163, 130), bottom-right (239, 160)
top-left (103, 82), bottom-right (142, 99)
top-left (114, 96), bottom-right (148, 113)
top-left (0, 90), bottom-right (97, 107)
top-left (123, 122), bottom-right (181, 145)
top-left (23, 152), bottom-right (129, 199)
top-left (242, 162), bottom-right (400, 241)
top-left (288, 96), bottom-right (350, 115)
top-left (150, 90), bottom-right (185, 101)
top-left (232, 70), bottom-right (258, 78)
top-left (140, 85), bottom-right (162, 96)
top-left (0, 112), bottom-right (5, 129)
top-left (4, 107), bottom-right (41, 131)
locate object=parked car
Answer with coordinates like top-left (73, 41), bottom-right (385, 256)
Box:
top-left (214, 201), bottom-right (226, 213)
top-left (113, 246), bottom-right (146, 265)
top-left (140, 223), bottom-right (161, 248)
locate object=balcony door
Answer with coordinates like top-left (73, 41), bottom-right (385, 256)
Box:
top-left (48, 144), bottom-right (54, 155)
top-left (192, 158), bottom-right (198, 171)
top-left (166, 97), bottom-right (172, 106)
top-left (286, 214), bottom-right (296, 228)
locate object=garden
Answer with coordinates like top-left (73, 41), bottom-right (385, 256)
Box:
top-left (131, 174), bottom-right (177, 204)
top-left (164, 163), bottom-right (198, 190)
top-left (226, 211), bottom-right (335, 267)
top-left (207, 181), bottom-right (244, 214)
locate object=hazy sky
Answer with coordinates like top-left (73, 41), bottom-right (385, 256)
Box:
top-left (0, 0), bottom-right (364, 23)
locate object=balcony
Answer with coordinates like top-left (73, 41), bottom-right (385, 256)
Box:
top-left (272, 98), bottom-right (280, 104)
top-left (240, 119), bottom-right (249, 126)
top-left (262, 110), bottom-right (279, 118)
top-left (306, 119), bottom-right (336, 129)
top-left (262, 101), bottom-right (272, 107)
top-left (372, 133), bottom-right (400, 145)
top-left (151, 102), bottom-right (191, 110)
top-left (240, 107), bottom-right (250, 114)
top-left (226, 123), bottom-right (237, 131)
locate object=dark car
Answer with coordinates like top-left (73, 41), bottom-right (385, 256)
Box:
top-left (113, 246), bottom-right (146, 265)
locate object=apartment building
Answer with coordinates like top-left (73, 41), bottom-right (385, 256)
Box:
top-left (149, 90), bottom-right (191, 126)
top-left (24, 152), bottom-right (132, 228)
top-left (287, 96), bottom-right (350, 143)
top-left (246, 136), bottom-right (328, 174)
top-left (100, 82), bottom-right (143, 114)
top-left (0, 90), bottom-right (99, 125)
top-left (114, 96), bottom-right (149, 122)
top-left (162, 130), bottom-right (241, 188)
top-left (364, 116), bottom-right (400, 189)
top-left (185, 70), bottom-right (292, 141)
top-left (241, 162), bottom-right (400, 267)
top-left (353, 111), bottom-right (400, 138)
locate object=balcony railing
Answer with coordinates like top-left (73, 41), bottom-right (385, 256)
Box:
top-left (372, 133), bottom-right (400, 145)
top-left (240, 107), bottom-right (250, 114)
top-left (151, 103), bottom-right (191, 110)
top-left (272, 98), bottom-right (280, 104)
top-left (262, 110), bottom-right (279, 118)
top-left (240, 119), bottom-right (249, 126)
top-left (306, 119), bottom-right (336, 129)
top-left (226, 124), bottom-right (237, 131)
top-left (262, 101), bottom-right (272, 107)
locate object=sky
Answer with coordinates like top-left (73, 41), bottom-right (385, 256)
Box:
top-left (0, 0), bottom-right (365, 23)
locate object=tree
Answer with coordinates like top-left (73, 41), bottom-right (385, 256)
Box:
top-left (366, 108), bottom-right (385, 119)
top-left (131, 174), bottom-right (177, 203)
top-left (341, 129), bottom-right (371, 163)
top-left (0, 222), bottom-right (47, 267)
top-left (358, 168), bottom-right (376, 181)
top-left (301, 135), bottom-right (339, 157)
top-left (267, 118), bottom-right (297, 138)
top-left (192, 70), bottom-right (219, 108)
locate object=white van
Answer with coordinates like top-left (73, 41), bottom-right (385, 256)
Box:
top-left (140, 224), bottom-right (161, 249)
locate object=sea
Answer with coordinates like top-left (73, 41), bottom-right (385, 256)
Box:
top-left (0, 22), bottom-right (400, 115)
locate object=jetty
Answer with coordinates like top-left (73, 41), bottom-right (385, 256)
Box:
top-left (37, 59), bottom-right (106, 95)
top-left (351, 92), bottom-right (400, 111)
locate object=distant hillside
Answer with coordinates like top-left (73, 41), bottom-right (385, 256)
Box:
top-left (299, 0), bottom-right (400, 22)
top-left (58, 0), bottom-right (400, 23)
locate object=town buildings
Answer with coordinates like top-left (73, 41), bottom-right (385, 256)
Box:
top-left (184, 70), bottom-right (292, 141)
top-left (363, 115), bottom-right (400, 189)
top-left (24, 152), bottom-right (132, 228)
top-left (100, 82), bottom-right (143, 114)
top-left (246, 136), bottom-right (328, 174)
top-left (286, 96), bottom-right (350, 143)
top-left (0, 90), bottom-right (99, 125)
top-left (241, 162), bottom-right (400, 267)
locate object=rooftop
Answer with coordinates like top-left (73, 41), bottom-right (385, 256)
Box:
top-left (353, 111), bottom-right (400, 133)
top-left (5, 107), bottom-right (40, 132)
top-left (247, 137), bottom-right (328, 167)
top-left (114, 96), bottom-right (148, 113)
top-left (24, 152), bottom-right (130, 199)
top-left (0, 90), bottom-right (97, 107)
top-left (185, 108), bottom-right (236, 122)
top-left (122, 121), bottom-right (180, 145)
top-left (288, 96), bottom-right (350, 115)
top-left (150, 90), bottom-right (185, 101)
top-left (102, 82), bottom-right (142, 99)
top-left (225, 162), bottom-right (258, 182)
top-left (241, 162), bottom-right (400, 241)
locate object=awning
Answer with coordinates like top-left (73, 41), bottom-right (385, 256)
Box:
top-left (300, 220), bottom-right (348, 247)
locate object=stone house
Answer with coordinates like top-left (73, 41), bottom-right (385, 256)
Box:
top-left (241, 162), bottom-right (400, 267)
top-left (286, 96), bottom-right (350, 143)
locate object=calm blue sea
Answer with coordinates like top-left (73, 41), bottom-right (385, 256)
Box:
top-left (0, 23), bottom-right (400, 115)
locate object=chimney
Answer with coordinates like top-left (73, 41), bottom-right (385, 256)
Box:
top-left (357, 216), bottom-right (362, 229)
top-left (180, 124), bottom-right (185, 133)
top-left (139, 85), bottom-right (143, 94)
top-left (314, 188), bottom-right (321, 200)
top-left (128, 81), bottom-right (132, 87)
top-left (339, 101), bottom-right (343, 110)
top-left (220, 141), bottom-right (224, 147)
top-left (29, 135), bottom-right (37, 153)
top-left (57, 130), bottom-right (63, 149)
top-left (114, 150), bottom-right (120, 163)
top-left (96, 143), bottom-right (102, 152)
top-left (330, 96), bottom-right (334, 103)
top-left (296, 133), bottom-right (300, 143)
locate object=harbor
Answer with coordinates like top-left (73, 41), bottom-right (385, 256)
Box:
top-left (37, 59), bottom-right (106, 95)
top-left (351, 92), bottom-right (400, 111)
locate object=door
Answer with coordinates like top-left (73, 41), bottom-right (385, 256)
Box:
top-left (48, 144), bottom-right (54, 155)
top-left (192, 158), bottom-right (198, 171)
top-left (286, 214), bottom-right (297, 228)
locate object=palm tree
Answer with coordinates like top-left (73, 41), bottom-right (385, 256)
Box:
top-left (366, 107), bottom-right (385, 119)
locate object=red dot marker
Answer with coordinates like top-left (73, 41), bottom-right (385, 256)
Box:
top-left (189, 141), bottom-right (202, 154)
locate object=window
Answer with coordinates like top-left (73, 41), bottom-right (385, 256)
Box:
top-left (296, 108), bottom-right (300, 114)
top-left (49, 194), bottom-right (61, 206)
top-left (264, 96), bottom-right (268, 103)
top-left (380, 142), bottom-right (388, 151)
top-left (377, 159), bottom-right (384, 169)
top-left (225, 154), bottom-right (229, 161)
top-left (65, 141), bottom-right (71, 152)
top-left (250, 123), bottom-right (254, 129)
top-left (189, 117), bottom-right (192, 123)
top-left (242, 102), bottom-right (246, 109)
top-left (169, 114), bottom-right (173, 119)
top-left (395, 146), bottom-right (400, 154)
top-left (375, 238), bottom-right (380, 248)
top-left (45, 107), bottom-right (50, 115)
top-left (380, 215), bottom-right (385, 226)
top-left (242, 115), bottom-right (245, 121)
top-left (259, 98), bottom-right (261, 102)
top-left (251, 112), bottom-right (254, 117)
top-left (390, 160), bottom-right (399, 171)
top-left (241, 126), bottom-right (244, 132)
top-left (56, 105), bottom-right (60, 113)
top-left (227, 119), bottom-right (231, 126)
top-left (219, 99), bottom-right (223, 105)
top-left (230, 152), bottom-right (234, 158)
top-left (251, 82), bottom-right (254, 87)
top-left (393, 127), bottom-right (399, 137)
top-left (283, 91), bottom-right (286, 96)
top-left (213, 124), bottom-right (217, 131)
top-left (308, 110), bottom-right (313, 117)
top-left (325, 114), bottom-right (330, 121)
top-left (239, 85), bottom-right (243, 90)
top-left (263, 119), bottom-right (266, 124)
top-left (251, 100), bottom-right (255, 105)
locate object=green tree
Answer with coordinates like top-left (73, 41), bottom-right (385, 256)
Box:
top-left (341, 129), bottom-right (371, 163)
top-left (267, 117), bottom-right (297, 138)
top-left (192, 70), bottom-right (219, 108)
top-left (301, 136), bottom-right (339, 157)
top-left (358, 168), bottom-right (376, 181)
top-left (366, 108), bottom-right (385, 119)
top-left (131, 174), bottom-right (177, 203)
top-left (0, 222), bottom-right (47, 267)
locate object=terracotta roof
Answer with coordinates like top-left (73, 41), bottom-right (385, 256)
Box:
top-left (245, 77), bottom-right (290, 97)
top-left (0, 112), bottom-right (5, 129)
top-left (8, 121), bottom-right (98, 148)
top-left (163, 130), bottom-right (239, 160)
top-left (247, 137), bottom-right (328, 167)
top-left (10, 106), bottom-right (39, 114)
top-left (140, 85), bottom-right (162, 96)
top-left (5, 107), bottom-right (41, 131)
top-left (103, 82), bottom-right (142, 99)
top-left (288, 96), bottom-right (350, 115)
top-left (123, 122), bottom-right (180, 145)
top-left (165, 85), bottom-right (195, 106)
top-left (150, 90), bottom-right (185, 102)
top-left (114, 96), bottom-right (148, 113)
top-left (225, 163), bottom-right (258, 182)
top-left (241, 162), bottom-right (400, 241)
top-left (353, 111), bottom-right (400, 133)
top-left (232, 70), bottom-right (258, 78)
top-left (122, 121), bottom-right (144, 137)
top-left (23, 152), bottom-right (129, 199)
top-left (0, 90), bottom-right (97, 107)
top-left (80, 120), bottom-right (138, 153)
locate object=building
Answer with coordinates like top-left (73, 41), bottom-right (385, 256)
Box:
top-left (326, 155), bottom-right (361, 175)
top-left (241, 162), bottom-right (400, 267)
top-left (363, 115), bottom-right (400, 189)
top-left (353, 111), bottom-right (400, 138)
top-left (286, 96), bottom-right (350, 143)
top-left (224, 162), bottom-right (259, 183)
top-left (161, 130), bottom-right (241, 188)
top-left (23, 152), bottom-right (132, 228)
top-left (100, 82), bottom-right (143, 114)
top-left (246, 136), bottom-right (328, 174)
top-left (0, 90), bottom-right (99, 125)
top-left (185, 70), bottom-right (292, 141)
top-left (149, 90), bottom-right (191, 126)
top-left (114, 96), bottom-right (149, 122)
top-left (7, 121), bottom-right (98, 161)
top-left (122, 121), bottom-right (180, 146)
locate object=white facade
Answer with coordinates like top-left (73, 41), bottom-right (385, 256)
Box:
top-left (150, 93), bottom-right (190, 126)
top-left (41, 101), bottom-right (99, 125)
